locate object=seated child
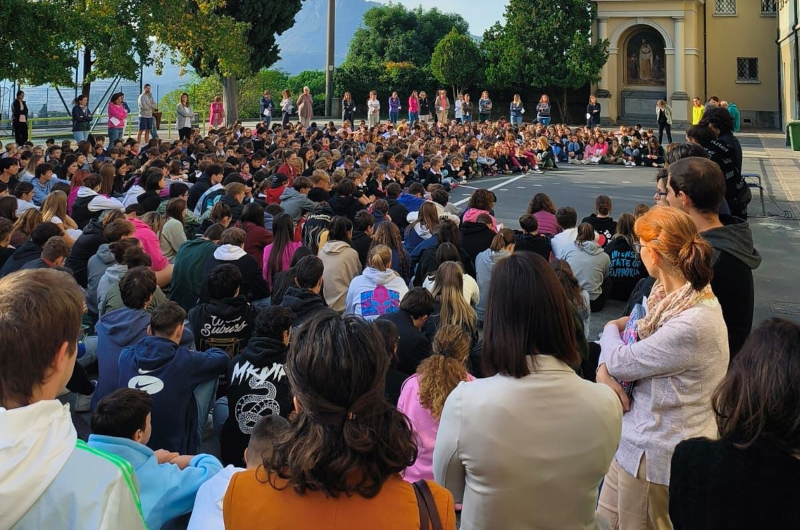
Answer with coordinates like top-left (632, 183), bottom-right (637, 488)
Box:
top-left (89, 388), bottom-right (223, 530)
top-left (188, 414), bottom-right (289, 530)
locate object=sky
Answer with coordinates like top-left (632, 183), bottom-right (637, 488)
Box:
top-left (373, 0), bottom-right (506, 35)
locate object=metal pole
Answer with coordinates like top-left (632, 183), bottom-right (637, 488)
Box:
top-left (324, 0), bottom-right (335, 117)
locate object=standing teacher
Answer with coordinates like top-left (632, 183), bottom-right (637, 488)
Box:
top-left (297, 86), bottom-right (313, 129)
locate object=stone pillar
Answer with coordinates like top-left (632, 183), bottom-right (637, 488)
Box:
top-left (671, 16), bottom-right (690, 122)
top-left (596, 17), bottom-right (613, 124)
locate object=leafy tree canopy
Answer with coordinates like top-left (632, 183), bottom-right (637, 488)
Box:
top-left (430, 28), bottom-right (484, 96)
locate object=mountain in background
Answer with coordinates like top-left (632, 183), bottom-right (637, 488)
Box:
top-left (274, 0), bottom-right (380, 74)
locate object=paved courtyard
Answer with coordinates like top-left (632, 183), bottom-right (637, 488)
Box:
top-left (447, 131), bottom-right (800, 339)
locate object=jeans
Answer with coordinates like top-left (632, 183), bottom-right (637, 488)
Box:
top-left (194, 378), bottom-right (218, 452)
top-left (408, 112), bottom-right (418, 124)
top-left (73, 130), bottom-right (89, 142)
top-left (213, 397), bottom-right (229, 440)
top-left (108, 128), bottom-right (123, 144)
top-left (462, 115), bottom-right (472, 122)
top-left (389, 111), bottom-right (398, 124)
top-left (538, 116), bottom-right (551, 126)
top-left (150, 117), bottom-right (159, 139)
top-left (510, 115), bottom-right (522, 127)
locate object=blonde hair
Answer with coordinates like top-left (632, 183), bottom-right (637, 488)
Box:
top-left (416, 325), bottom-right (471, 420)
top-left (431, 262), bottom-right (477, 335)
top-left (367, 244), bottom-right (393, 272)
top-left (41, 190), bottom-right (68, 224)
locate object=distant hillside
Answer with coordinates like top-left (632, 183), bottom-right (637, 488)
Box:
top-left (275, 0), bottom-right (380, 74)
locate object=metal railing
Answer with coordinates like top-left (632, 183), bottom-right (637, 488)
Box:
top-left (0, 111), bottom-right (209, 143)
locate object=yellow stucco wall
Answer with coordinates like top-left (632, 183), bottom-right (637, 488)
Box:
top-left (595, 0), bottom-right (778, 126)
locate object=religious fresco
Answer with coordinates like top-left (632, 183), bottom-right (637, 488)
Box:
top-left (624, 29), bottom-right (666, 87)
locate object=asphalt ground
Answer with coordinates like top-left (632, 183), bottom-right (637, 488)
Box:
top-left (448, 145), bottom-right (800, 340)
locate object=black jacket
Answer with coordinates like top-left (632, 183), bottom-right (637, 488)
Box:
top-left (351, 231), bottom-right (372, 268)
top-left (670, 436), bottom-right (800, 530)
top-left (605, 237), bottom-right (647, 302)
top-left (200, 253), bottom-right (270, 303)
top-left (220, 336), bottom-right (292, 466)
top-left (137, 191), bottom-right (162, 213)
top-left (514, 232), bottom-right (552, 261)
top-left (460, 222), bottom-right (495, 264)
top-left (220, 194), bottom-right (245, 222)
top-left (280, 286), bottom-right (329, 328)
top-left (377, 310), bottom-right (431, 375)
top-left (328, 193), bottom-right (363, 221)
top-left (187, 295), bottom-right (260, 357)
top-left (65, 219), bottom-right (106, 287)
top-left (0, 241), bottom-right (42, 277)
top-left (387, 198), bottom-right (409, 234)
top-left (415, 244), bottom-right (476, 287)
top-left (187, 174), bottom-right (212, 211)
top-left (581, 214), bottom-right (617, 247)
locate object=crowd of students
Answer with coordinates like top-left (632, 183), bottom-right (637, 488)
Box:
top-left (0, 91), bottom-right (796, 530)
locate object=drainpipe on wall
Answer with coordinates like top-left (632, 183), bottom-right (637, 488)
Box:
top-left (794, 0), bottom-right (800, 120)
top-left (703, 2), bottom-right (708, 101)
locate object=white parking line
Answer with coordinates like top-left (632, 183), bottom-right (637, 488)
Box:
top-left (454, 174), bottom-right (528, 205)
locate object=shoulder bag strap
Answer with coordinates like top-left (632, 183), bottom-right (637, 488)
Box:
top-left (414, 480), bottom-right (444, 530)
top-left (413, 481), bottom-right (431, 530)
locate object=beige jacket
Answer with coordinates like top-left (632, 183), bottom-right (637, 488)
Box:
top-left (318, 240), bottom-right (362, 312)
top-left (434, 355), bottom-right (622, 530)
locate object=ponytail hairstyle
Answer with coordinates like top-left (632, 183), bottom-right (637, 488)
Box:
top-left (431, 261), bottom-right (477, 335)
top-left (634, 207), bottom-right (713, 290)
top-left (551, 259), bottom-right (588, 314)
top-left (489, 228), bottom-right (515, 252)
top-left (574, 222), bottom-right (596, 249)
top-left (209, 202), bottom-right (232, 225)
top-left (613, 212), bottom-right (636, 251)
top-left (109, 237), bottom-right (142, 265)
top-left (416, 324), bottom-right (471, 420)
top-left (367, 244), bottom-right (392, 272)
top-left (595, 194), bottom-right (612, 216)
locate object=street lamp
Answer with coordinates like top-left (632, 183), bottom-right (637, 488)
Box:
top-left (325, 0), bottom-right (335, 117)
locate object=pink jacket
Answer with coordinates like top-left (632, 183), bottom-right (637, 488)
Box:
top-left (131, 217), bottom-right (169, 272)
top-left (262, 240), bottom-right (303, 287)
top-left (408, 97), bottom-right (419, 113)
top-left (397, 373), bottom-right (475, 483)
top-left (532, 210), bottom-right (562, 236)
top-left (463, 207), bottom-right (498, 232)
top-left (107, 102), bottom-right (127, 130)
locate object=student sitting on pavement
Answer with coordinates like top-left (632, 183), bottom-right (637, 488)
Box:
top-left (89, 388), bottom-right (223, 530)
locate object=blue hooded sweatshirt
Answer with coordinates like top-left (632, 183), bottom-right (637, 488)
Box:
top-left (118, 336), bottom-right (228, 454)
top-left (93, 308), bottom-right (195, 411)
top-left (88, 434), bottom-right (222, 530)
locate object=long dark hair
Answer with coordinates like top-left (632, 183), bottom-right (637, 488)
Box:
top-left (482, 252), bottom-right (579, 377)
top-left (712, 318), bottom-right (800, 453)
top-left (526, 193), bottom-right (556, 215)
top-left (265, 313), bottom-right (417, 498)
top-left (240, 201), bottom-right (265, 227)
top-left (266, 213), bottom-right (295, 288)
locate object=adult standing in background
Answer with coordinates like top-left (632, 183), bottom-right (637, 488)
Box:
top-left (367, 91), bottom-right (381, 128)
top-left (407, 90), bottom-right (419, 125)
top-left (342, 91), bottom-right (356, 124)
top-left (209, 95), bottom-right (224, 129)
top-left (721, 101), bottom-right (741, 133)
top-left (656, 99), bottom-right (673, 145)
top-left (175, 93), bottom-right (195, 141)
top-left (461, 93), bottom-right (473, 123)
top-left (536, 94), bottom-right (551, 125)
top-left (478, 91), bottom-right (492, 122)
top-left (587, 94), bottom-right (601, 128)
top-left (259, 90), bottom-right (274, 129)
top-left (137, 84), bottom-right (156, 144)
top-left (297, 86), bottom-right (313, 129)
top-left (280, 89), bottom-right (293, 128)
top-left (418, 91), bottom-right (431, 123)
top-left (435, 89), bottom-right (450, 125)
top-left (509, 94), bottom-right (524, 128)
top-left (71, 95), bottom-right (93, 143)
top-left (107, 92), bottom-right (128, 145)
top-left (12, 91), bottom-right (28, 146)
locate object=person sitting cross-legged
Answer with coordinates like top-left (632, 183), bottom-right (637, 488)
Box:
top-left (118, 302), bottom-right (229, 454)
top-left (88, 388), bottom-right (223, 530)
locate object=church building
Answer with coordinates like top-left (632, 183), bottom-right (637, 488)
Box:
top-left (592, 0), bottom-right (779, 127)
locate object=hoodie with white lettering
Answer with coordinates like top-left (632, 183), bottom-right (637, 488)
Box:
top-left (220, 336), bottom-right (291, 466)
top-left (187, 295), bottom-right (260, 356)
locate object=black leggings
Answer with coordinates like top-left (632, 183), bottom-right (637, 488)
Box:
top-left (658, 122), bottom-right (672, 145)
top-left (13, 122), bottom-right (27, 145)
top-left (178, 127), bottom-right (192, 140)
top-left (282, 112), bottom-right (291, 127)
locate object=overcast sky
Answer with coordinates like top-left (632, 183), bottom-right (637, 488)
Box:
top-left (373, 0), bottom-right (506, 35)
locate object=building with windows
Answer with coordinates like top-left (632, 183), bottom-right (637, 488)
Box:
top-left (593, 0), bottom-right (779, 128)
top-left (778, 0), bottom-right (799, 128)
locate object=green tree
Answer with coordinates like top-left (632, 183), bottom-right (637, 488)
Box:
top-left (430, 28), bottom-right (484, 99)
top-left (482, 0), bottom-right (608, 123)
top-left (344, 5), bottom-right (469, 67)
top-left (190, 0), bottom-right (304, 125)
top-left (0, 0), bottom-right (79, 86)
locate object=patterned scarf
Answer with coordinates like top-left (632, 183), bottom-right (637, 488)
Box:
top-left (637, 280), bottom-right (714, 339)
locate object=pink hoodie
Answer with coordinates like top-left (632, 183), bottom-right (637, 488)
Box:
top-left (408, 96), bottom-right (419, 113)
top-left (131, 217), bottom-right (169, 272)
top-left (107, 102), bottom-right (127, 130)
top-left (397, 373), bottom-right (475, 483)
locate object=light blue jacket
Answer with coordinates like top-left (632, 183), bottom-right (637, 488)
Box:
top-left (88, 434), bottom-right (223, 530)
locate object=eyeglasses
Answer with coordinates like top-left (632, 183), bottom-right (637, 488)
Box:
top-left (654, 189), bottom-right (668, 198)
top-left (633, 242), bottom-right (644, 253)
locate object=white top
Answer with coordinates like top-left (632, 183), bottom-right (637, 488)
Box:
top-left (368, 99), bottom-right (381, 114)
top-left (434, 355), bottom-right (622, 530)
top-left (187, 465), bottom-right (243, 530)
top-left (598, 298), bottom-right (729, 485)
